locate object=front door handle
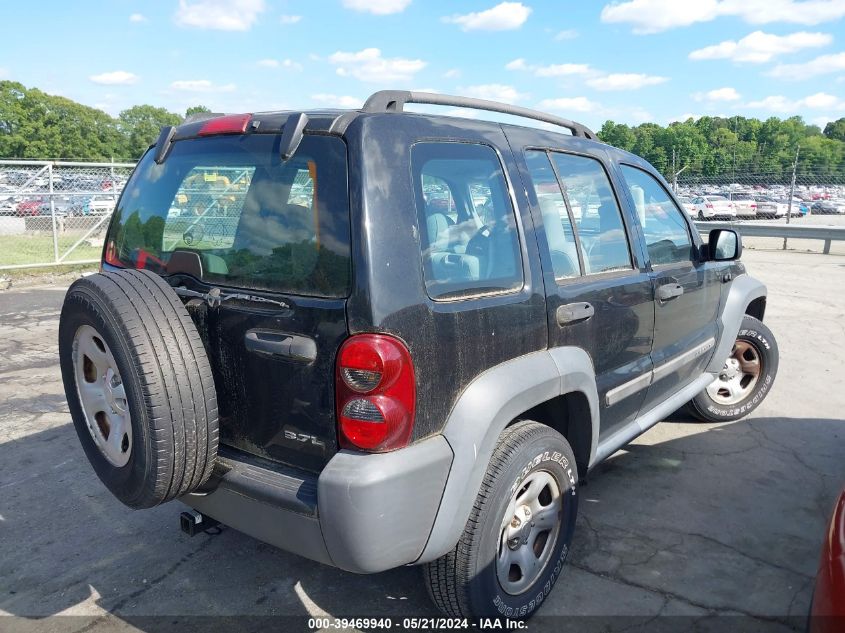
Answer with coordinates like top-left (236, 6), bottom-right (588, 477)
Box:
top-left (556, 302), bottom-right (594, 326)
top-left (657, 283), bottom-right (684, 301)
top-left (245, 329), bottom-right (317, 362)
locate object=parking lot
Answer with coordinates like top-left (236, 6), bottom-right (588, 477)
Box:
top-left (1, 248), bottom-right (843, 631)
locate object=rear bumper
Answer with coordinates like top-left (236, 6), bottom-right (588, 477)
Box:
top-left (181, 435), bottom-right (454, 574)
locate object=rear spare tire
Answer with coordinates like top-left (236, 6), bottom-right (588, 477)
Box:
top-left (59, 269), bottom-right (218, 509)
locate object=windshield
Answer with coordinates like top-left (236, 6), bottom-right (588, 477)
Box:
top-left (107, 134), bottom-right (351, 297)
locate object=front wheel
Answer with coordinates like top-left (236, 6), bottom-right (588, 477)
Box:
top-left (688, 315), bottom-right (778, 422)
top-left (424, 421), bottom-right (578, 620)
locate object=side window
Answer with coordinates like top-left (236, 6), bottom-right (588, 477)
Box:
top-left (548, 152), bottom-right (632, 275)
top-left (524, 151), bottom-right (580, 279)
top-left (619, 165), bottom-right (693, 266)
top-left (412, 142), bottom-right (523, 300)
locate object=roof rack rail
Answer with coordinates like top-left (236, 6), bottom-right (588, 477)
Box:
top-left (361, 90), bottom-right (597, 140)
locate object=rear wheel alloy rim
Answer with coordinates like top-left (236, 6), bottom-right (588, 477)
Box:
top-left (72, 325), bottom-right (132, 467)
top-left (706, 339), bottom-right (762, 406)
top-left (497, 469), bottom-right (562, 596)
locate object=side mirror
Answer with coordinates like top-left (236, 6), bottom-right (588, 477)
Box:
top-left (708, 228), bottom-right (742, 261)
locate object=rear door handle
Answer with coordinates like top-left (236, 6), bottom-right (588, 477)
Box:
top-left (657, 283), bottom-right (684, 301)
top-left (556, 302), bottom-right (594, 326)
top-left (245, 330), bottom-right (317, 362)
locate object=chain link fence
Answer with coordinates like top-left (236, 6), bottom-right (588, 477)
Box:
top-left (0, 160), bottom-right (135, 270)
top-left (672, 161), bottom-right (845, 223)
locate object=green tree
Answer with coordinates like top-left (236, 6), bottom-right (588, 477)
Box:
top-left (118, 104), bottom-right (181, 159)
top-left (185, 105), bottom-right (211, 118)
top-left (824, 118), bottom-right (845, 142)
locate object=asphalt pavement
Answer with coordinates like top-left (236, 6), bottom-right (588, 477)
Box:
top-left (1, 249), bottom-right (843, 632)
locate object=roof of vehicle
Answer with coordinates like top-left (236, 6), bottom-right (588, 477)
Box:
top-left (159, 90), bottom-right (603, 157)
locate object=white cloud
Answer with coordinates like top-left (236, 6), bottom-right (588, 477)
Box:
top-left (341, 0), bottom-right (411, 14)
top-left (693, 86), bottom-right (742, 101)
top-left (129, 13), bottom-right (147, 23)
top-left (279, 14), bottom-right (302, 24)
top-left (443, 68), bottom-right (462, 79)
top-left (745, 92), bottom-right (845, 112)
top-left (175, 0), bottom-right (265, 31)
top-left (554, 29), bottom-right (579, 40)
top-left (601, 0), bottom-right (845, 34)
top-left (537, 97), bottom-right (597, 113)
top-left (311, 93), bottom-right (363, 108)
top-left (505, 58), bottom-right (593, 76)
top-left (444, 2), bottom-right (531, 31)
top-left (586, 73), bottom-right (668, 90)
top-left (461, 84), bottom-right (527, 103)
top-left (257, 58), bottom-right (303, 71)
top-left (689, 30), bottom-right (832, 63)
top-left (769, 51), bottom-right (845, 79)
top-left (170, 79), bottom-right (236, 92)
top-left (89, 71), bottom-right (139, 85)
top-left (328, 48), bottom-right (426, 83)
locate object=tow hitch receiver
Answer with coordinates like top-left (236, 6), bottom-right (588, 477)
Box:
top-left (180, 510), bottom-right (220, 537)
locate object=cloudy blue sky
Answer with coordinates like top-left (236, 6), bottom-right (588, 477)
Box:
top-left (1, 0), bottom-right (845, 130)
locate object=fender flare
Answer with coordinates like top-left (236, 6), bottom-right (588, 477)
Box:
top-left (416, 347), bottom-right (598, 564)
top-left (706, 273), bottom-right (767, 373)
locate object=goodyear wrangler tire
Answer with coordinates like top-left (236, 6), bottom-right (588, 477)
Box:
top-left (424, 420), bottom-right (578, 620)
top-left (58, 268), bottom-right (219, 509)
top-left (688, 315), bottom-right (778, 423)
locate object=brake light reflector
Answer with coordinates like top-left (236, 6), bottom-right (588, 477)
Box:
top-left (336, 334), bottom-right (415, 452)
top-left (198, 114), bottom-right (252, 136)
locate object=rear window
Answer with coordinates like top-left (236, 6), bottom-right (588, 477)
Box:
top-left (107, 134), bottom-right (351, 297)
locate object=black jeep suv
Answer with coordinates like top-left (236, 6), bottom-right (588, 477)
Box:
top-left (59, 90), bottom-right (778, 619)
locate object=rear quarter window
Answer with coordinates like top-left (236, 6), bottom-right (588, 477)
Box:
top-left (411, 142), bottom-right (523, 300)
top-left (108, 134), bottom-right (351, 297)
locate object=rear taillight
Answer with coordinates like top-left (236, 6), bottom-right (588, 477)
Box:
top-left (336, 334), bottom-right (415, 452)
top-left (103, 239), bottom-right (121, 267)
top-left (198, 114), bottom-right (252, 136)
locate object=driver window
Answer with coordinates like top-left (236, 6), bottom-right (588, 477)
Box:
top-left (412, 142), bottom-right (523, 300)
top-left (619, 165), bottom-right (692, 266)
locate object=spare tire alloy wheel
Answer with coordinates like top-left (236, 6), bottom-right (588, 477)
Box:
top-left (59, 269), bottom-right (219, 509)
top-left (73, 324), bottom-right (132, 467)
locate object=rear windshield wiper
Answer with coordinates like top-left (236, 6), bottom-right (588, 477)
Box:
top-left (173, 285), bottom-right (290, 310)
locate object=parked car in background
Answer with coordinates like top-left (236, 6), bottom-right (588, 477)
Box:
top-left (809, 488), bottom-right (845, 633)
top-left (690, 195), bottom-right (735, 220)
top-left (811, 200), bottom-right (845, 215)
top-left (676, 195), bottom-right (696, 216)
top-left (753, 196), bottom-right (781, 219)
top-left (14, 198), bottom-right (44, 217)
top-left (728, 192), bottom-right (757, 220)
top-left (70, 196), bottom-right (116, 216)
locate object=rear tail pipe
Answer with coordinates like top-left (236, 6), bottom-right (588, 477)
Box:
top-left (180, 510), bottom-right (220, 537)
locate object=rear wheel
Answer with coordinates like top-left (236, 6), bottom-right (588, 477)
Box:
top-left (688, 315), bottom-right (778, 422)
top-left (59, 268), bottom-right (219, 509)
top-left (698, 210), bottom-right (706, 221)
top-left (424, 421), bottom-right (578, 620)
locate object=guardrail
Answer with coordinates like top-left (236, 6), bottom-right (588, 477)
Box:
top-left (693, 221), bottom-right (845, 254)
